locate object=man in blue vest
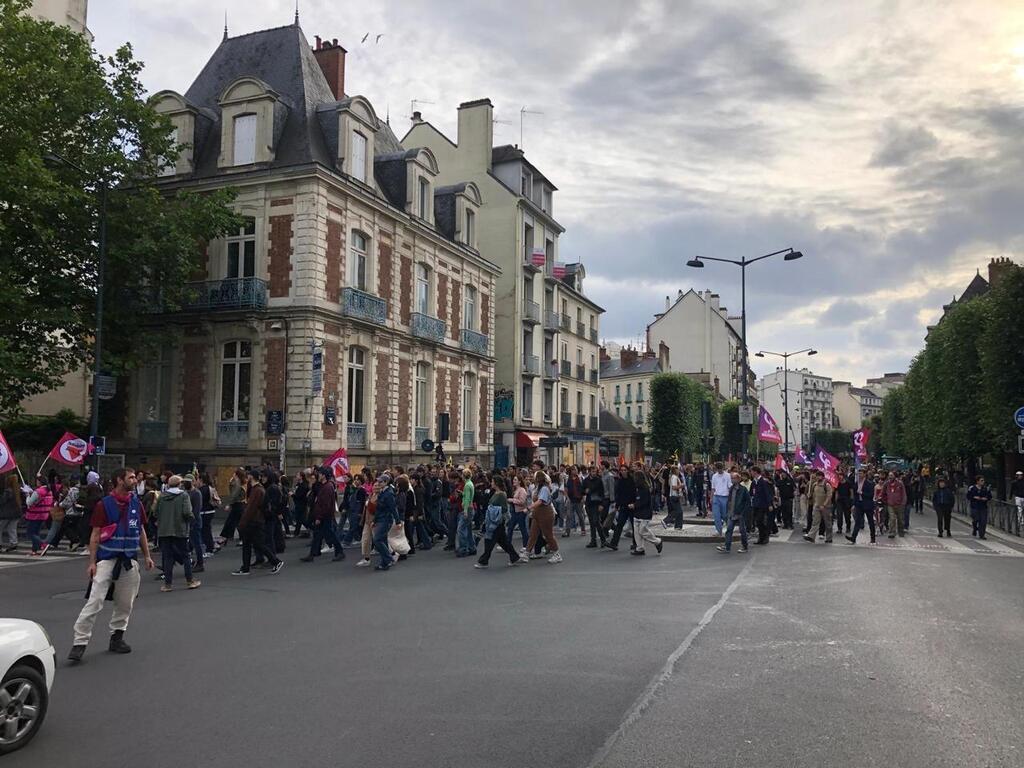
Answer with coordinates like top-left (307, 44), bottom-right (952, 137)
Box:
top-left (68, 467), bottom-right (154, 663)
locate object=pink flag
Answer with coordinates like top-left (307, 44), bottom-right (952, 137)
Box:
top-left (47, 432), bottom-right (89, 466)
top-left (773, 453), bottom-right (788, 473)
top-left (758, 406), bottom-right (782, 444)
top-left (794, 445), bottom-right (810, 465)
top-left (0, 429), bottom-right (15, 474)
top-left (852, 428), bottom-right (871, 460)
top-left (530, 249), bottom-right (546, 267)
top-left (324, 447), bottom-right (350, 482)
top-left (811, 444), bottom-right (839, 472)
top-left (552, 262), bottom-right (567, 279)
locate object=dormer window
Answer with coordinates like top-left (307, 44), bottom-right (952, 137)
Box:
top-left (233, 114), bottom-right (256, 166)
top-left (521, 169), bottom-right (533, 198)
top-left (351, 131), bottom-right (367, 182)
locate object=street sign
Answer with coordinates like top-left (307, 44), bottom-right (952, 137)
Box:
top-left (266, 410), bottom-right (283, 435)
top-left (89, 435), bottom-right (106, 456)
top-left (738, 405), bottom-right (754, 425)
top-left (311, 349), bottom-right (323, 395)
top-left (324, 406), bottom-right (336, 426)
top-left (1014, 406), bottom-right (1024, 429)
top-left (421, 439), bottom-right (435, 453)
top-left (539, 436), bottom-right (569, 448)
top-left (95, 374), bottom-right (116, 401)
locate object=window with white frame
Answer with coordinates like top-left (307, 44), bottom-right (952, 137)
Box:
top-left (158, 126), bottom-right (178, 177)
top-left (226, 217), bottom-right (256, 279)
top-left (589, 394), bottom-right (596, 418)
top-left (349, 231), bottom-right (369, 291)
top-left (463, 285), bottom-right (476, 331)
top-left (414, 362), bottom-right (430, 429)
top-left (462, 373), bottom-right (475, 435)
top-left (416, 263), bottom-right (431, 315)
top-left (346, 347), bottom-right (366, 424)
top-left (464, 208), bottom-right (475, 248)
top-left (233, 114), bottom-right (256, 165)
top-left (220, 341), bottom-right (252, 421)
top-left (419, 177), bottom-right (430, 219)
top-left (139, 349), bottom-right (171, 422)
top-left (351, 131), bottom-right (367, 182)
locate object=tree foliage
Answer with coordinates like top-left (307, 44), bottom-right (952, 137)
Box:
top-left (648, 373), bottom-right (714, 459)
top-left (0, 408), bottom-right (87, 451)
top-left (809, 428), bottom-right (853, 457)
top-left (0, 0), bottom-right (239, 416)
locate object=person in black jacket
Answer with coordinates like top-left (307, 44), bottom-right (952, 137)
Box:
top-left (628, 470), bottom-right (663, 556)
top-left (931, 477), bottom-right (954, 538)
top-left (608, 465), bottom-right (636, 551)
top-left (716, 471), bottom-right (750, 553)
top-left (750, 467), bottom-right (773, 545)
top-left (582, 465), bottom-right (610, 549)
top-left (847, 469), bottom-right (876, 545)
top-left (774, 469), bottom-right (795, 529)
top-left (835, 472), bottom-right (854, 535)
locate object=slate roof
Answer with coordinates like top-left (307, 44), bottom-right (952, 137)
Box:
top-left (850, 387), bottom-right (881, 400)
top-left (600, 407), bottom-right (643, 434)
top-left (599, 357), bottom-right (664, 378)
top-left (958, 272), bottom-right (989, 302)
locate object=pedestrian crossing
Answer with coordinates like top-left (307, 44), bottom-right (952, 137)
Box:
top-left (0, 547), bottom-right (89, 570)
top-left (781, 526), bottom-right (1024, 558)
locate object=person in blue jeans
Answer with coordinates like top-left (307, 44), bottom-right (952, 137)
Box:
top-left (710, 463), bottom-right (732, 535)
top-left (340, 475), bottom-right (367, 546)
top-left (716, 471), bottom-right (750, 553)
top-left (372, 473), bottom-right (397, 570)
top-left (966, 476), bottom-right (992, 539)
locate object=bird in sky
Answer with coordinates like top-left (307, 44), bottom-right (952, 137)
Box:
top-left (376, 33), bottom-right (385, 43)
top-left (361, 32), bottom-right (369, 43)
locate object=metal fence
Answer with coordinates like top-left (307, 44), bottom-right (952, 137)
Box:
top-left (954, 489), bottom-right (1022, 537)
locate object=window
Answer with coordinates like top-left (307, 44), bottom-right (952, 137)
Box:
top-left (522, 382), bottom-right (533, 419)
top-left (351, 131), bottom-right (367, 182)
top-left (416, 263), bottom-right (431, 315)
top-left (542, 186), bottom-right (552, 213)
top-left (523, 222), bottom-right (534, 264)
top-left (615, 384), bottom-right (620, 399)
top-left (590, 353), bottom-right (596, 371)
top-left (560, 387), bottom-right (569, 412)
top-left (419, 177), bottom-right (430, 219)
top-left (462, 373), bottom-right (475, 435)
top-left (226, 217), bottom-right (256, 279)
top-left (590, 394), bottom-right (596, 418)
top-left (221, 341), bottom-right (252, 421)
top-left (576, 348), bottom-right (583, 365)
top-left (414, 362), bottom-right (430, 429)
top-left (576, 391), bottom-right (583, 415)
top-left (546, 239), bottom-right (554, 270)
top-left (233, 114), bottom-right (256, 165)
top-left (139, 349), bottom-right (171, 422)
top-left (347, 347), bottom-right (365, 424)
top-left (524, 277), bottom-right (534, 303)
top-left (625, 405), bottom-right (631, 422)
top-left (464, 285), bottom-right (477, 331)
top-left (626, 383), bottom-right (632, 400)
top-left (637, 382), bottom-right (644, 401)
top-left (616, 407), bottom-right (620, 416)
top-left (521, 169), bottom-right (533, 198)
top-left (349, 231), bottom-right (369, 291)
top-left (560, 341), bottom-right (567, 362)
top-left (637, 405), bottom-right (643, 424)
top-left (464, 208), bottom-right (475, 247)
top-left (576, 307), bottom-right (583, 324)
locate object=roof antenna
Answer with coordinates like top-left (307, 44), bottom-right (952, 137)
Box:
top-left (520, 106), bottom-right (544, 150)
top-left (223, 10), bottom-right (228, 40)
top-left (410, 98), bottom-right (434, 117)
top-left (294, 0), bottom-right (299, 26)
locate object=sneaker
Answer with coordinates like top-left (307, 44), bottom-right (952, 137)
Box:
top-left (738, 546), bottom-right (749, 553)
top-left (231, 569), bottom-right (250, 576)
top-left (374, 564), bottom-right (390, 571)
top-left (508, 558), bottom-right (524, 566)
top-left (715, 545), bottom-right (729, 553)
top-left (630, 549), bottom-right (646, 556)
top-left (802, 535), bottom-right (815, 543)
top-left (356, 558), bottom-right (371, 567)
top-left (187, 579), bottom-right (201, 589)
top-left (160, 584), bottom-right (173, 592)
top-left (473, 562), bottom-right (488, 569)
top-left (655, 541), bottom-right (663, 554)
top-left (528, 552), bottom-right (545, 560)
top-left (331, 553), bottom-right (346, 562)
top-left (67, 644), bottom-right (86, 664)
top-left (270, 561), bottom-right (284, 574)
top-left (548, 552), bottom-right (563, 564)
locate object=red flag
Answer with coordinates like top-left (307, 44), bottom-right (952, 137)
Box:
top-left (530, 248), bottom-right (546, 267)
top-left (48, 432), bottom-right (89, 466)
top-left (773, 453), bottom-right (788, 473)
top-left (0, 429), bottom-right (16, 474)
top-left (758, 406), bottom-right (782, 444)
top-left (552, 262), bottom-right (567, 279)
top-left (324, 447), bottom-right (350, 482)
top-left (852, 428), bottom-right (871, 460)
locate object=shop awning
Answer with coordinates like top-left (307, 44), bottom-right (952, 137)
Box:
top-left (516, 431), bottom-right (547, 448)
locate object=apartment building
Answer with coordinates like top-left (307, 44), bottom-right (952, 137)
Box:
top-left (760, 368), bottom-right (833, 452)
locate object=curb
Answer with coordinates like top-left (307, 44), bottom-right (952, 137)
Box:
top-left (923, 499), bottom-right (1022, 546)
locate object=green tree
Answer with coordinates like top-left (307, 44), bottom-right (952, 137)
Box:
top-left (809, 428), bottom-right (852, 457)
top-left (648, 373), bottom-right (706, 458)
top-left (880, 386), bottom-right (907, 457)
top-left (0, 0), bottom-right (239, 416)
top-left (865, 414), bottom-right (883, 458)
top-left (979, 266), bottom-right (1024, 452)
top-left (718, 400), bottom-right (744, 457)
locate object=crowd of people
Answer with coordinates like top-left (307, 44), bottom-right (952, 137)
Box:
top-left (0, 455), bottom-right (1002, 664)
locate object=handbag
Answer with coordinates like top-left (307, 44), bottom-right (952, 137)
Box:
top-left (50, 504), bottom-right (66, 522)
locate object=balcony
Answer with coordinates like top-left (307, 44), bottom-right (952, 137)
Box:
top-left (560, 411), bottom-right (572, 428)
top-left (544, 361), bottom-right (560, 380)
top-left (463, 431), bottom-right (476, 449)
top-left (576, 414), bottom-right (586, 430)
top-left (543, 410), bottom-right (553, 423)
top-left (523, 300), bottom-right (540, 324)
top-left (559, 313), bottom-right (572, 332)
top-left (411, 312), bottom-right (446, 343)
top-left (415, 427), bottom-right (429, 446)
top-left (522, 355), bottom-right (540, 377)
top-left (576, 364), bottom-right (585, 380)
top-left (523, 252), bottom-right (542, 272)
top-left (625, 394), bottom-right (633, 404)
top-left (576, 321), bottom-right (586, 337)
top-left (613, 395), bottom-right (621, 405)
top-left (460, 328), bottom-right (488, 356)
top-left (560, 360), bottom-right (572, 377)
top-left (589, 416), bottom-right (598, 431)
top-left (341, 287), bottom-right (386, 325)
top-left (544, 310), bottom-right (560, 332)
top-left (636, 393), bottom-right (645, 403)
top-left (216, 421), bottom-right (249, 449)
top-left (589, 328), bottom-right (598, 343)
top-left (590, 370), bottom-right (598, 385)
top-left (137, 421), bottom-right (168, 447)
top-left (172, 277), bottom-right (268, 312)
top-left (347, 422), bottom-right (367, 449)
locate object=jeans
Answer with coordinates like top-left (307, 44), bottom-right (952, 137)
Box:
top-left (723, 514), bottom-right (747, 551)
top-left (26, 519), bottom-right (44, 552)
top-left (935, 504), bottom-right (952, 534)
top-left (507, 510), bottom-right (529, 548)
top-left (850, 506), bottom-right (876, 542)
top-left (340, 510), bottom-right (362, 545)
top-left (564, 500), bottom-right (586, 533)
top-left (456, 515), bottom-right (477, 556)
top-left (609, 506), bottom-right (633, 548)
top-left (190, 519), bottom-right (205, 567)
top-left (585, 502), bottom-right (608, 544)
top-left (972, 508), bottom-right (988, 538)
top-left (241, 525), bottom-right (279, 571)
top-left (159, 537), bottom-right (193, 585)
top-left (479, 524), bottom-right (519, 565)
top-left (372, 519), bottom-right (394, 567)
top-left (903, 504), bottom-right (911, 530)
top-left (712, 495), bottom-right (728, 534)
top-left (310, 517), bottom-right (343, 558)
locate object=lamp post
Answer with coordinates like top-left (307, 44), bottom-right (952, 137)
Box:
top-left (755, 348), bottom-right (817, 454)
top-left (687, 248), bottom-right (803, 457)
top-left (43, 152), bottom-right (108, 460)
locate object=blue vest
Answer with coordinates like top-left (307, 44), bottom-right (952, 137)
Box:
top-left (97, 494), bottom-right (142, 561)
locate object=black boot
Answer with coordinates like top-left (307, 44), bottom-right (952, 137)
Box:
top-left (109, 630), bottom-right (132, 654)
top-left (67, 644), bottom-right (86, 664)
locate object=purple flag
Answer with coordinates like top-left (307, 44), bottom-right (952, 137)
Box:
top-left (794, 445), bottom-right (810, 464)
top-left (758, 406), bottom-right (782, 444)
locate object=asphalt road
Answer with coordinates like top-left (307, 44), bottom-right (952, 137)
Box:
top-left (1, 513), bottom-right (1022, 768)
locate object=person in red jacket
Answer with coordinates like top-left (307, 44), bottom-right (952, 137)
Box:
top-left (301, 466), bottom-right (344, 563)
top-left (880, 472), bottom-right (907, 538)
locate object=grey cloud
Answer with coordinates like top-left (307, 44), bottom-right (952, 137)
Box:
top-left (869, 120), bottom-right (938, 167)
top-left (820, 299), bottom-right (870, 327)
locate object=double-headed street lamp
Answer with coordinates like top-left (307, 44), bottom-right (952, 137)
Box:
top-left (755, 347), bottom-right (817, 454)
top-left (686, 248), bottom-right (803, 456)
top-left (43, 152), bottom-right (109, 458)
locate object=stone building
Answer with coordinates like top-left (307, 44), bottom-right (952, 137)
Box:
top-left (108, 24), bottom-right (498, 477)
top-left (598, 344), bottom-right (670, 432)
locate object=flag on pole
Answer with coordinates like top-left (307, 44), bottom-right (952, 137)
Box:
top-left (793, 445), bottom-right (810, 465)
top-left (47, 432), bottom-right (89, 466)
top-left (812, 444), bottom-right (841, 488)
top-left (552, 262), bottom-right (567, 279)
top-left (758, 406), bottom-right (782, 444)
top-left (324, 447), bottom-right (350, 481)
top-left (852, 428), bottom-right (871, 460)
top-left (773, 453), bottom-right (788, 473)
top-left (0, 429), bottom-right (16, 474)
top-left (530, 248), bottom-right (546, 267)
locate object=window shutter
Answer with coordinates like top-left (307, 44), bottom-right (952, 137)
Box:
top-left (233, 115), bottom-right (257, 165)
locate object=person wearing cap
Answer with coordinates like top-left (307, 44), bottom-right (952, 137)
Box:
top-left (153, 476), bottom-right (201, 591)
top-left (1011, 470), bottom-right (1024, 531)
top-left (301, 466), bottom-right (344, 563)
top-left (371, 473), bottom-right (397, 570)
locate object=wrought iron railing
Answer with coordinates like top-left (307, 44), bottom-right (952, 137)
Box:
top-left (173, 277), bottom-right (268, 312)
top-left (341, 287), bottom-right (386, 325)
top-left (589, 328), bottom-right (598, 343)
top-left (560, 411), bottom-right (572, 428)
top-left (460, 328), bottom-right (488, 356)
top-left (576, 321), bottom-right (586, 337)
top-left (560, 313), bottom-right (572, 332)
top-left (590, 370), bottom-right (598, 385)
top-left (544, 361), bottom-right (560, 380)
top-left (576, 364), bottom-right (585, 380)
top-left (522, 355), bottom-right (540, 376)
top-left (523, 300), bottom-right (540, 323)
top-left (347, 422), bottom-right (367, 448)
top-left (589, 416), bottom-right (599, 431)
top-left (137, 421), bottom-right (168, 447)
top-left (411, 312), bottom-right (446, 343)
top-left (216, 421), bottom-right (249, 449)
top-left (954, 490), bottom-right (1021, 537)
top-left (560, 360), bottom-right (572, 377)
top-left (576, 414), bottom-right (586, 429)
top-left (543, 310), bottom-right (560, 331)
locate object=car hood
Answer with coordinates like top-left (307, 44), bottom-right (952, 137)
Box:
top-left (0, 618), bottom-right (51, 653)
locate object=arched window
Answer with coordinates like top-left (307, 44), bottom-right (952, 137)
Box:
top-left (349, 231), bottom-right (368, 291)
top-left (221, 341), bottom-right (252, 422)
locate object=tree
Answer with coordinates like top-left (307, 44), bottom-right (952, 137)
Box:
top-left (880, 386), bottom-right (907, 457)
top-left (979, 266), bottom-right (1024, 452)
top-left (809, 428), bottom-right (853, 457)
top-left (0, 0), bottom-right (239, 416)
top-left (865, 414), bottom-right (883, 458)
top-left (648, 373), bottom-right (708, 459)
top-left (718, 400), bottom-right (744, 458)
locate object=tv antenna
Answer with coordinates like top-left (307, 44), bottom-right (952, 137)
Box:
top-left (410, 98), bottom-right (435, 117)
top-left (520, 106), bottom-right (544, 149)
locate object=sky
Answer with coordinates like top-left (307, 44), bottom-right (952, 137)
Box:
top-left (90, 0), bottom-right (1024, 386)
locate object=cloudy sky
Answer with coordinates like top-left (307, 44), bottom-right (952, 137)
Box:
top-left (91, 0), bottom-right (1024, 385)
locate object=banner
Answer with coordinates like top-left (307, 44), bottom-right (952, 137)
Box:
top-left (324, 447), bottom-right (350, 482)
top-left (852, 428), bottom-right (871, 460)
top-left (0, 429), bottom-right (15, 474)
top-left (47, 432), bottom-right (89, 466)
top-left (552, 262), bottom-right (567, 279)
top-left (773, 453), bottom-right (788, 473)
top-left (758, 406), bottom-right (782, 444)
top-left (812, 444), bottom-right (841, 489)
top-left (530, 248), bottom-right (546, 268)
top-left (793, 445), bottom-right (810, 465)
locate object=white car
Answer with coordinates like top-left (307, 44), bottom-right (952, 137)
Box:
top-left (0, 619), bottom-right (55, 755)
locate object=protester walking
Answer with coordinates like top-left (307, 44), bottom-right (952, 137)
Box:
top-left (153, 475), bottom-right (201, 591)
top-left (880, 471), bottom-right (907, 538)
top-left (232, 474), bottom-right (284, 575)
top-left (966, 476), bottom-right (992, 539)
top-left (629, 469), bottom-right (662, 556)
top-left (847, 468), bottom-right (877, 544)
top-left (476, 476), bottom-right (521, 568)
top-left (301, 466), bottom-right (344, 563)
top-left (932, 477), bottom-right (954, 538)
top-left (710, 462), bottom-right (732, 535)
top-left (523, 471), bottom-right (561, 563)
top-left (803, 470), bottom-right (835, 544)
top-left (0, 474), bottom-right (22, 552)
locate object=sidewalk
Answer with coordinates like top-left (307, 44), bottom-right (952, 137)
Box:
top-left (923, 498), bottom-right (1022, 547)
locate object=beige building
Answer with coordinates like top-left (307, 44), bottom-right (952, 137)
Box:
top-left (599, 344), bottom-right (670, 431)
top-left (832, 382), bottom-right (882, 431)
top-left (407, 104), bottom-right (603, 467)
top-left (864, 372), bottom-right (906, 397)
top-left (103, 24), bottom-right (497, 474)
top-left (30, 0), bottom-right (91, 38)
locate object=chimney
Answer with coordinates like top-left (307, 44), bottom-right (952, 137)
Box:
top-left (457, 98), bottom-right (494, 171)
top-left (713, 375), bottom-right (720, 395)
top-left (313, 38), bottom-right (347, 99)
top-left (658, 341), bottom-right (670, 371)
top-left (988, 256), bottom-right (1016, 288)
top-left (411, 110), bottom-right (423, 124)
top-left (665, 295), bottom-right (670, 312)
top-left (641, 347), bottom-right (655, 360)
top-left (599, 346), bottom-right (611, 363)
top-left (620, 346), bottom-right (638, 370)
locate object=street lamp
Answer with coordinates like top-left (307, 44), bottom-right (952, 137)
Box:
top-left (686, 248), bottom-right (804, 457)
top-left (43, 151), bottom-right (108, 460)
top-left (755, 348), bottom-right (816, 454)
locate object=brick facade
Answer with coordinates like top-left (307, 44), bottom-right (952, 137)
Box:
top-left (437, 274), bottom-right (448, 323)
top-left (268, 214), bottom-right (293, 298)
top-left (378, 240), bottom-right (393, 321)
top-left (374, 352), bottom-right (391, 441)
top-left (179, 342), bottom-right (207, 439)
top-left (322, 341), bottom-right (339, 441)
top-left (448, 365), bottom-right (460, 437)
top-left (450, 281), bottom-right (461, 341)
top-left (399, 255), bottom-right (412, 325)
top-left (325, 219), bottom-right (343, 303)
top-left (397, 358), bottom-right (411, 440)
top-left (481, 292), bottom-right (490, 335)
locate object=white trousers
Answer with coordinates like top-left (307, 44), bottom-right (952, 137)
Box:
top-left (72, 558), bottom-right (141, 645)
top-left (632, 519), bottom-right (661, 551)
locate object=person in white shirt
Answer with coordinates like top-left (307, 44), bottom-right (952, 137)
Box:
top-left (710, 462), bottom-right (733, 535)
top-left (666, 465), bottom-right (684, 529)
